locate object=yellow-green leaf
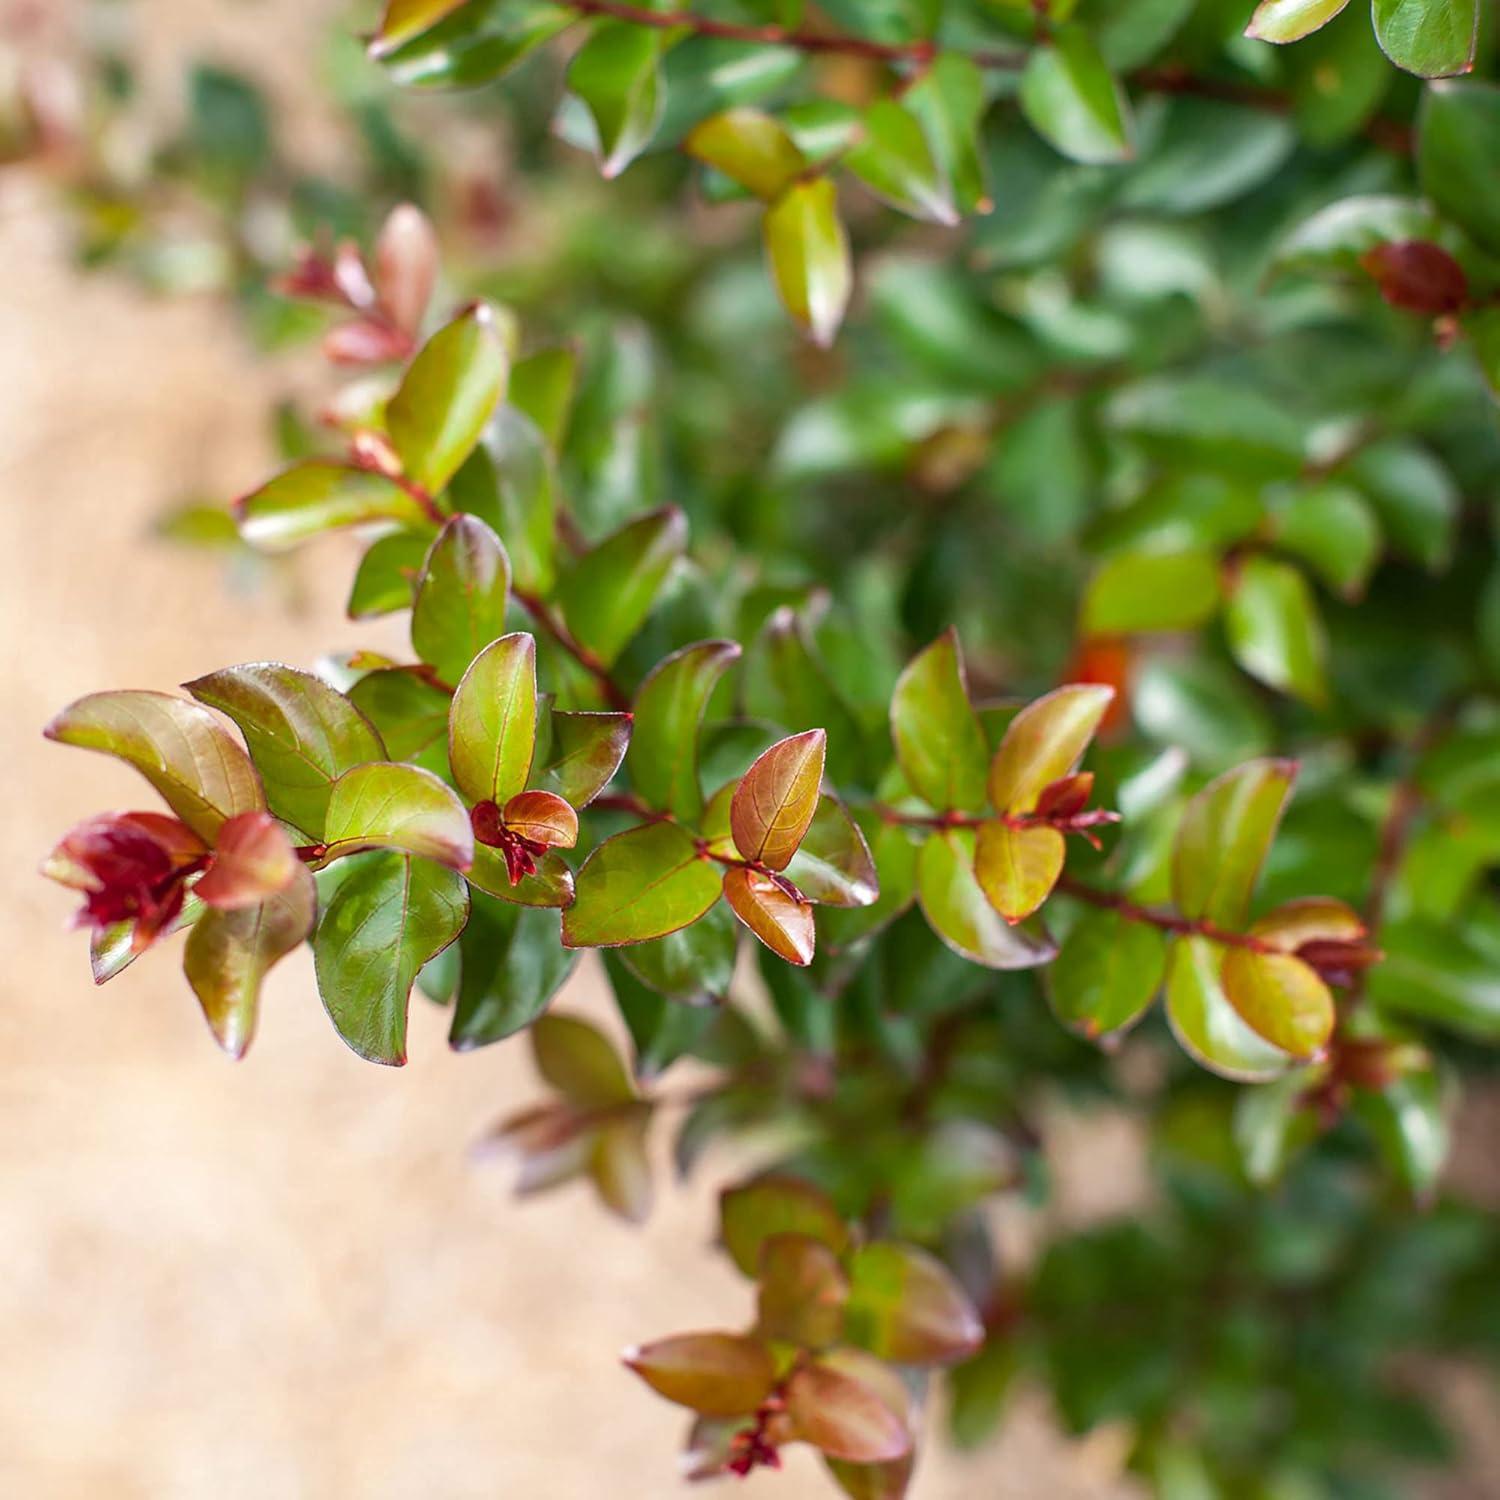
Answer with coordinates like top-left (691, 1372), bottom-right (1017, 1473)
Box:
top-left (988, 683), bottom-right (1114, 815)
top-left (765, 177), bottom-right (852, 348)
top-left (890, 629), bottom-right (989, 813)
top-left (974, 821), bottom-right (1065, 923)
top-left (322, 762), bottom-right (474, 870)
top-left (1221, 946), bottom-right (1335, 1058)
top-left (448, 632), bottom-right (537, 807)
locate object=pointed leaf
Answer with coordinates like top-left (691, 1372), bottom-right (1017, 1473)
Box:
top-left (322, 762), bottom-right (473, 869)
top-left (567, 20), bottom-right (664, 179)
top-left (563, 820), bottom-right (721, 947)
top-left (1221, 947), bottom-right (1335, 1059)
top-left (314, 852), bottom-right (469, 1065)
top-left (1246, 0), bottom-right (1350, 42)
top-left (184, 863), bottom-right (316, 1059)
top-left (347, 532), bottom-right (428, 619)
top-left (890, 630), bottom-right (989, 813)
top-left (904, 53), bottom-right (989, 217)
top-left (917, 829), bottom-right (1056, 970)
top-left (723, 866), bottom-right (815, 966)
top-left (411, 514), bottom-right (512, 686)
top-left (846, 99), bottom-right (956, 225)
top-left (1373, 0), bottom-right (1478, 79)
top-left (765, 177), bottom-right (852, 348)
top-left (509, 344), bottom-right (578, 452)
top-left (236, 462), bottom-right (430, 550)
top-left (721, 1177), bottom-right (848, 1277)
top-left (347, 669), bottom-right (451, 777)
top-left (1081, 548), bottom-right (1222, 635)
top-left (785, 795), bottom-right (879, 908)
top-left (387, 303), bottom-right (508, 494)
top-left (540, 710), bottom-right (631, 808)
top-left (1020, 28), bottom-right (1134, 165)
top-left (686, 107), bottom-right (807, 201)
top-left (1224, 555), bottom-right (1327, 706)
top-left (185, 663), bottom-right (385, 839)
top-left (533, 1012), bottom-right (635, 1107)
top-left (44, 690), bottom-right (263, 841)
top-left (448, 632), bottom-right (536, 807)
top-left (844, 1242), bottom-right (984, 1366)
top-left (988, 684), bottom-right (1114, 815)
top-left (370, 0), bottom-right (469, 56)
top-left (628, 639), bottom-right (741, 821)
top-left (624, 1333), bottom-right (775, 1418)
top-left (974, 822), bottom-right (1065, 924)
top-left (1048, 907), bottom-right (1168, 1040)
top-left (788, 1362), bottom-right (912, 1464)
top-left (1353, 1065), bottom-right (1450, 1198)
top-left (1165, 936), bottom-right (1292, 1082)
top-left (731, 729), bottom-right (826, 870)
top-left (618, 899), bottom-right (738, 1004)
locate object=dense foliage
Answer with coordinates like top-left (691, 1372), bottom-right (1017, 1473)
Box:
top-left (24, 0), bottom-right (1500, 1494)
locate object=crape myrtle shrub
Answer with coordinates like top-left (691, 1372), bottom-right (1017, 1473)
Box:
top-left (26, 0), bottom-right (1500, 1494)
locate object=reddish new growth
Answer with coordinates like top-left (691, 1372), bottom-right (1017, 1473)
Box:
top-left (471, 800), bottom-right (550, 885)
top-left (726, 1392), bottom-right (787, 1477)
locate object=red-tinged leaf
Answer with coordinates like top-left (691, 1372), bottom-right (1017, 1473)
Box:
top-left (183, 863), bottom-right (316, 1059)
top-left (410, 513), bottom-right (512, 687)
top-left (1245, 0), bottom-right (1350, 43)
top-left (721, 1176), bottom-right (848, 1277)
top-left (1373, 0), bottom-right (1479, 79)
top-left (1360, 240), bottom-right (1469, 314)
top-left (563, 821), bottom-right (722, 948)
top-left (844, 1243), bottom-right (984, 1366)
top-left (786, 1362), bottom-right (912, 1463)
top-left (757, 1233), bottom-right (849, 1348)
top-left (44, 690), bottom-right (264, 842)
top-left (686, 107), bottom-right (807, 201)
top-left (917, 829), bottom-right (1057, 970)
top-left (624, 1333), bottom-right (777, 1418)
top-left (503, 790), bottom-right (578, 848)
top-left (1221, 947), bottom-right (1336, 1059)
top-left (785, 794), bottom-right (880, 908)
top-left (532, 1013), bottom-right (636, 1108)
top-left (467, 844), bottom-right (575, 908)
top-left (195, 811), bottom-right (297, 909)
top-left (1036, 772), bottom-right (1093, 820)
top-left (628, 639), bottom-right (741, 821)
top-left (826, 1453), bottom-right (916, 1500)
top-left (974, 821), bottom-right (1065, 924)
top-left (321, 762), bottom-right (474, 870)
top-left (1165, 936), bottom-right (1293, 1083)
top-left (449, 633), bottom-right (536, 808)
top-left (43, 810), bottom-right (205, 893)
top-left (540, 710), bottom-right (632, 808)
top-left (235, 461), bottom-right (430, 550)
top-left (387, 303), bottom-right (508, 494)
top-left (1172, 759), bottom-right (1298, 928)
top-left (987, 684), bottom-right (1114, 815)
top-left (731, 729), bottom-right (826, 870)
top-left (765, 177), bottom-right (852, 348)
top-left (723, 866), bottom-right (815, 966)
top-left (374, 203), bottom-right (438, 336)
top-left (1250, 896), bottom-right (1367, 950)
top-left (591, 1117), bottom-right (653, 1223)
top-left (890, 630), bottom-right (989, 814)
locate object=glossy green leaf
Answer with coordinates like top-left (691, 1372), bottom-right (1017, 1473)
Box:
top-left (374, 0), bottom-right (572, 89)
top-left (1373, 0), bottom-right (1478, 78)
top-left (1245, 0), bottom-right (1350, 42)
top-left (1234, 1069), bottom-right (1324, 1186)
top-left (685, 107), bottom-right (807, 201)
top-left (450, 897), bottom-right (575, 1049)
top-left (467, 843), bottom-right (575, 908)
top-left (765, 177), bottom-right (853, 348)
top-left (1172, 759), bottom-right (1297, 927)
top-left (974, 821), bottom-right (1065, 924)
top-left (347, 532), bottom-right (429, 619)
top-left (236, 462), bottom-right (430, 551)
top-left (1081, 548), bottom-right (1222, 635)
top-left (916, 829), bottom-right (1057, 970)
top-left (785, 795), bottom-right (880, 908)
top-left (731, 729), bottom-right (825, 870)
top-left (1048, 906), bottom-right (1168, 1040)
top-left (185, 663), bottom-right (385, 840)
top-left (846, 99), bottom-right (956, 225)
top-left (618, 899), bottom-right (738, 1003)
top-left (532, 1012), bottom-right (635, 1107)
top-left (988, 684), bottom-right (1114, 814)
top-left (410, 513), bottom-right (512, 686)
top-left (567, 20), bottom-right (664, 179)
top-left (508, 345), bottom-right (578, 452)
top-left (624, 1333), bottom-right (775, 1419)
top-left (721, 1176), bottom-right (848, 1277)
top-left (1221, 947), bottom-right (1335, 1059)
top-left (44, 690), bottom-right (264, 842)
top-left (890, 630), bottom-right (989, 813)
top-left (1165, 936), bottom-right (1292, 1082)
top-left (1224, 555), bottom-right (1327, 706)
top-left (387, 303), bottom-right (509, 494)
top-left (1347, 440), bottom-right (1457, 571)
top-left (540, 710), bottom-right (632, 808)
top-left (447, 406), bottom-right (557, 594)
top-left (347, 669), bottom-right (451, 777)
top-left (1020, 27), bottom-right (1134, 166)
top-left (788, 1361), bottom-right (912, 1464)
top-left (1418, 80), bottom-right (1500, 255)
top-left (314, 852), bottom-right (469, 1065)
top-left (558, 506), bottom-right (687, 669)
top-left (843, 1242), bottom-right (984, 1366)
top-left (563, 821), bottom-right (721, 947)
top-left (448, 632), bottom-right (536, 807)
top-left (1368, 919), bottom-right (1500, 1040)
top-left (322, 761), bottom-right (473, 870)
top-left (1273, 484), bottom-right (1380, 599)
top-left (905, 54), bottom-right (990, 217)
top-left (628, 639), bottom-right (741, 821)
top-left (183, 863), bottom-right (316, 1059)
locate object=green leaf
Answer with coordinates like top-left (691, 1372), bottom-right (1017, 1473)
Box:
top-left (1347, 440), bottom-right (1457, 570)
top-left (988, 684), bottom-right (1114, 814)
top-left (757, 1233), bottom-right (850, 1349)
top-left (567, 19), bottom-right (664, 179)
top-left (890, 630), bottom-right (989, 813)
top-left (846, 99), bottom-right (957, 225)
top-left (1352, 1065), bottom-right (1451, 1198)
top-left (1019, 27), bottom-right (1134, 166)
top-left (917, 829), bottom-right (1057, 970)
top-left (563, 821), bottom-right (722, 947)
top-left (369, 0), bottom-right (471, 55)
top-left (1165, 936), bottom-right (1292, 1082)
top-left (411, 514), bottom-right (512, 686)
top-left (785, 795), bottom-right (880, 908)
top-left (1273, 195), bottom-right (1442, 276)
top-left (532, 1012), bottom-right (635, 1106)
top-left (628, 639), bottom-right (741, 821)
top-left (322, 762), bottom-right (473, 870)
top-left (1223, 555), bottom-right (1328, 706)
top-left (183, 864), bottom-right (317, 1059)
top-left (1220, 947), bottom-right (1335, 1058)
top-left (1373, 0), bottom-right (1478, 78)
top-left (450, 897), bottom-right (575, 1049)
top-left (448, 633), bottom-right (537, 807)
top-left (618, 900), bottom-right (738, 1003)
top-left (787, 1361), bottom-right (912, 1464)
top-left (540, 710), bottom-right (632, 808)
top-left (1368, 919), bottom-right (1500, 1040)
top-left (1418, 80), bottom-right (1500, 256)
top-left (388, 303), bottom-right (509, 494)
top-left (447, 407), bottom-right (558, 594)
top-left (1234, 1070), bottom-right (1323, 1186)
top-left (624, 1333), bottom-right (776, 1419)
top-left (347, 669), bottom-right (452, 777)
top-left (1048, 907), bottom-right (1168, 1040)
top-left (765, 177), bottom-right (853, 348)
top-left (731, 729), bottom-right (826, 871)
top-left (1172, 759), bottom-right (1297, 928)
top-left (347, 532), bottom-right (429, 619)
top-left (237, 462), bottom-right (431, 551)
top-left (44, 690), bottom-right (264, 842)
top-left (1081, 548), bottom-right (1222, 636)
top-left (185, 663), bottom-right (385, 840)
top-left (467, 843), bottom-right (575, 907)
top-left (1272, 484), bottom-right (1381, 599)
top-left (685, 107), bottom-right (807, 201)
top-left (1245, 0), bottom-right (1350, 42)
top-left (843, 1243), bottom-right (984, 1366)
top-left (558, 507), bottom-right (687, 669)
top-left (508, 345), bottom-right (578, 452)
top-left (904, 54), bottom-right (989, 217)
top-left (974, 822), bottom-right (1065, 924)
top-left (721, 1176), bottom-right (848, 1277)
top-left (314, 852), bottom-right (469, 1065)
top-left (373, 0), bottom-right (573, 89)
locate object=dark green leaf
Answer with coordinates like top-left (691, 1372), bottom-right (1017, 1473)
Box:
top-left (628, 639), bottom-right (741, 821)
top-left (411, 513), bottom-right (512, 685)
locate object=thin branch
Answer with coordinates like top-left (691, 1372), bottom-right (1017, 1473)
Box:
top-left (1058, 875), bottom-right (1275, 954)
top-left (513, 588), bottom-right (632, 711)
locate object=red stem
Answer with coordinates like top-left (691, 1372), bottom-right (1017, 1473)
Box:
top-left (513, 588), bottom-right (632, 711)
top-left (1057, 875), bottom-right (1276, 954)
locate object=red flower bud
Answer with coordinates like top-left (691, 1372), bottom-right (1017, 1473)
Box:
top-left (1360, 241), bottom-right (1469, 316)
